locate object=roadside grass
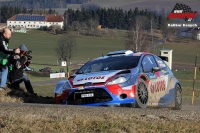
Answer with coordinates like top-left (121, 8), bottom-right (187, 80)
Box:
top-left (33, 84), bottom-right (55, 97)
top-left (173, 70), bottom-right (200, 104)
top-left (0, 69), bottom-right (199, 132)
top-left (1, 70), bottom-right (200, 105)
top-left (0, 84), bottom-right (55, 104)
top-left (0, 105), bottom-right (200, 133)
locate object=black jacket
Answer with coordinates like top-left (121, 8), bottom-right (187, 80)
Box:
top-left (9, 54), bottom-right (27, 81)
top-left (0, 32), bottom-right (15, 55)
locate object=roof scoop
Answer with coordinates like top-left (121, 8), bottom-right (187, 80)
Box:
top-left (107, 50), bottom-right (134, 56)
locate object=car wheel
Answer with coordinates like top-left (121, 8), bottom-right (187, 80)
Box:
top-left (174, 84), bottom-right (182, 110)
top-left (135, 79), bottom-right (149, 109)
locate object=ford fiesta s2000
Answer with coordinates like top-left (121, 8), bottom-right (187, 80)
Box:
top-left (54, 50), bottom-right (182, 109)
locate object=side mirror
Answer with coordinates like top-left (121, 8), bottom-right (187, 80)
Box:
top-left (152, 67), bottom-right (160, 73)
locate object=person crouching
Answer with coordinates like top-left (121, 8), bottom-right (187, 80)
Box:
top-left (8, 52), bottom-right (37, 96)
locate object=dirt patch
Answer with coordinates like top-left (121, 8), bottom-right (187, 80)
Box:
top-left (0, 84), bottom-right (54, 104)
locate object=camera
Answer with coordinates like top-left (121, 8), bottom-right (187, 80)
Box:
top-left (19, 44), bottom-right (32, 67)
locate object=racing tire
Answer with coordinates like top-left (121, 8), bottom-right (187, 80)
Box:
top-left (135, 79), bottom-right (149, 109)
top-left (174, 84), bottom-right (182, 110)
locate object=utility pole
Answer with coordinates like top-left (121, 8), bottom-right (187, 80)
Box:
top-left (192, 55), bottom-right (198, 104)
top-left (53, 0), bottom-right (55, 12)
top-left (151, 18), bottom-right (154, 54)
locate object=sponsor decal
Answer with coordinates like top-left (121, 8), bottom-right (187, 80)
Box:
top-left (78, 86), bottom-right (84, 90)
top-left (150, 80), bottom-right (166, 94)
top-left (146, 73), bottom-right (157, 79)
top-left (77, 76), bottom-right (105, 82)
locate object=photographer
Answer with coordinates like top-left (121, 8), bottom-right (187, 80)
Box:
top-left (8, 44), bottom-right (37, 96)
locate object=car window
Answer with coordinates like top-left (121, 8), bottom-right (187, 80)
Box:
top-left (154, 56), bottom-right (167, 69)
top-left (142, 55), bottom-right (157, 73)
top-left (77, 56), bottom-right (140, 74)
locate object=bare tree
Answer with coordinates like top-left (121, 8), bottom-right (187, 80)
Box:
top-left (86, 19), bottom-right (99, 37)
top-left (80, 22), bottom-right (88, 35)
top-left (72, 21), bottom-right (81, 36)
top-left (161, 17), bottom-right (176, 42)
top-left (125, 16), bottom-right (148, 52)
top-left (55, 34), bottom-right (77, 74)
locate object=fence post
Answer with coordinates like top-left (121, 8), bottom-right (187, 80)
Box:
top-left (192, 55), bottom-right (198, 104)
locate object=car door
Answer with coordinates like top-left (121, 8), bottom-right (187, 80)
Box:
top-left (141, 55), bottom-right (167, 105)
top-left (154, 55), bottom-right (173, 104)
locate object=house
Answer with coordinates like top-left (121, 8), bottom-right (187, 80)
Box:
top-left (57, 58), bottom-right (67, 66)
top-left (181, 27), bottom-right (200, 40)
top-left (7, 14), bottom-right (64, 29)
top-left (197, 29), bottom-right (200, 40)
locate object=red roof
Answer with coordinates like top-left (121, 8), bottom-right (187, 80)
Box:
top-left (46, 14), bottom-right (63, 22)
top-left (7, 14), bottom-right (63, 22)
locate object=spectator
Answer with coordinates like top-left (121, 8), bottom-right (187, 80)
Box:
top-left (8, 48), bottom-right (37, 96)
top-left (0, 28), bottom-right (20, 90)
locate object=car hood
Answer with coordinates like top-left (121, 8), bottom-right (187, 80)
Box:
top-left (73, 70), bottom-right (122, 85)
top-left (72, 68), bottom-right (139, 85)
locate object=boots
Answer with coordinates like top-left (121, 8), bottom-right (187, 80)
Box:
top-left (24, 80), bottom-right (37, 96)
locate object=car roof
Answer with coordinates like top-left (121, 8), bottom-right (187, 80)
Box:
top-left (94, 50), bottom-right (153, 60)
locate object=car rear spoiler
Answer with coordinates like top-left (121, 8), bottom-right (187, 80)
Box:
top-left (158, 56), bottom-right (168, 62)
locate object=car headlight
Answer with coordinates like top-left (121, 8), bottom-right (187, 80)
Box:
top-left (54, 80), bottom-right (72, 94)
top-left (106, 74), bottom-right (131, 85)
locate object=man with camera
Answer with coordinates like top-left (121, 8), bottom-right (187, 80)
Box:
top-left (8, 44), bottom-right (37, 96)
top-left (0, 28), bottom-right (20, 90)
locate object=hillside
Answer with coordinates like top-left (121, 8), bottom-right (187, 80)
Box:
top-left (1, 0), bottom-right (199, 14)
top-left (65, 0), bottom-right (200, 14)
top-left (7, 29), bottom-right (200, 72)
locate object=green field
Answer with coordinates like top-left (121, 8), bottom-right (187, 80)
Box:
top-left (6, 29), bottom-right (200, 102)
top-left (10, 29), bottom-right (126, 72)
top-left (10, 29), bottom-right (200, 72)
top-left (1, 3), bottom-right (200, 131)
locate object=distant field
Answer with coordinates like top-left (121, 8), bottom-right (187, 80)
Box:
top-left (7, 28), bottom-right (200, 101)
top-left (9, 29), bottom-right (200, 73)
top-left (149, 37), bottom-right (200, 70)
top-left (10, 29), bottom-right (126, 72)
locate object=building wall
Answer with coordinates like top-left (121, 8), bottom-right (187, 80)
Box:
top-left (46, 22), bottom-right (63, 28)
top-left (7, 20), bottom-right (63, 29)
top-left (197, 33), bottom-right (200, 40)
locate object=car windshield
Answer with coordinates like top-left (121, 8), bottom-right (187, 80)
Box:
top-left (77, 56), bottom-right (141, 74)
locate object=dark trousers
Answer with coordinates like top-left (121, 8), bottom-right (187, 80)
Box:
top-left (10, 73), bottom-right (34, 94)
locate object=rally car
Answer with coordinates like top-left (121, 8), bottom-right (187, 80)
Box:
top-left (54, 50), bottom-right (182, 109)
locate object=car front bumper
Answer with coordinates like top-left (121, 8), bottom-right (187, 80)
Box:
top-left (64, 86), bottom-right (136, 107)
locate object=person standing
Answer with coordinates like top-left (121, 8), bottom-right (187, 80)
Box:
top-left (0, 28), bottom-right (20, 90)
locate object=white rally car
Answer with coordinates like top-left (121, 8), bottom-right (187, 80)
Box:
top-left (54, 50), bottom-right (182, 109)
